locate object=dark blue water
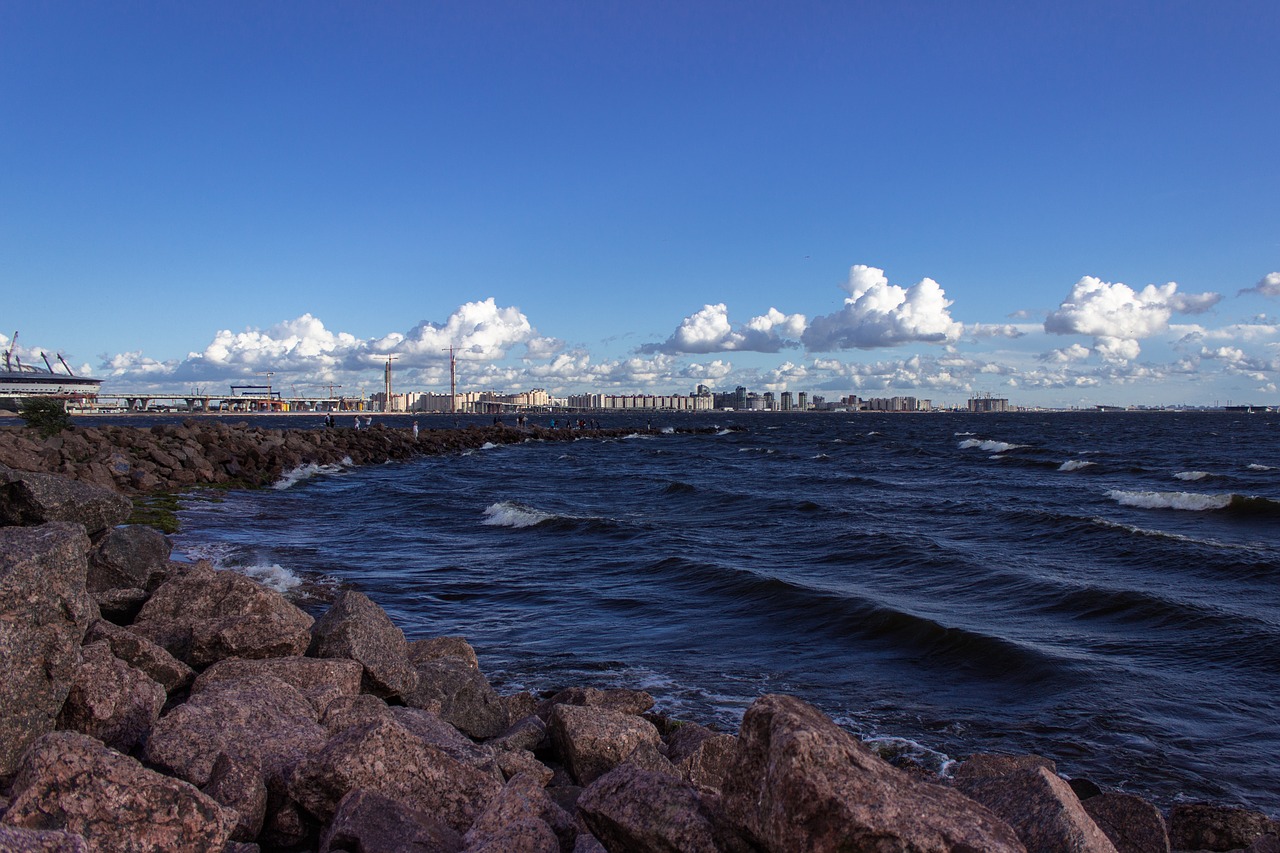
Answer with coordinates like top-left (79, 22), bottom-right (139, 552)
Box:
top-left (171, 412), bottom-right (1280, 815)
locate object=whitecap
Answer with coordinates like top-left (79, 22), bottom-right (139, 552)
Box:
top-left (482, 501), bottom-right (556, 528)
top-left (661, 426), bottom-right (675, 434)
top-left (1059, 460), bottom-right (1096, 472)
top-left (1248, 463), bottom-right (1275, 471)
top-left (272, 456), bottom-right (353, 490)
top-left (480, 442), bottom-right (499, 450)
top-left (239, 562), bottom-right (303, 592)
top-left (1106, 489), bottom-right (1232, 512)
top-left (1174, 471), bottom-right (1210, 481)
top-left (715, 429), bottom-right (733, 436)
top-left (175, 542), bottom-right (303, 592)
top-left (958, 438), bottom-right (1025, 453)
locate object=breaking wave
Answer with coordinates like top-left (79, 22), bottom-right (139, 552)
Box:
top-left (958, 438), bottom-right (1026, 453)
top-left (1174, 471), bottom-right (1211, 481)
top-left (1059, 460), bottom-right (1096, 472)
top-left (1106, 490), bottom-right (1280, 516)
top-left (482, 501), bottom-right (559, 528)
top-left (272, 456), bottom-right (354, 490)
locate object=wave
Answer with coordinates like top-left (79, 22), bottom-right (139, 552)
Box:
top-left (175, 541), bottom-right (304, 593)
top-left (1059, 460), bottom-right (1096, 472)
top-left (481, 501), bottom-right (558, 528)
top-left (271, 456), bottom-right (354, 490)
top-left (1106, 490), bottom-right (1280, 516)
top-left (958, 438), bottom-right (1027, 453)
top-left (1174, 471), bottom-right (1211, 481)
top-left (1248, 463), bottom-right (1275, 471)
top-left (662, 481), bottom-right (697, 495)
top-left (715, 429), bottom-right (734, 436)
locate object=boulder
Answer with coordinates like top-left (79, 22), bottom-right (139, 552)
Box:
top-left (194, 655), bottom-right (363, 714)
top-left (408, 635), bottom-right (481, 669)
top-left (405, 656), bottom-right (508, 739)
top-left (130, 563), bottom-right (313, 666)
top-left (317, 788), bottom-right (463, 853)
top-left (322, 693), bottom-right (395, 735)
top-left (55, 641), bottom-right (165, 753)
top-left (547, 703), bottom-right (664, 786)
top-left (1082, 792), bottom-right (1170, 853)
top-left (0, 470), bottom-right (131, 534)
top-left (143, 673), bottom-right (327, 793)
top-left (310, 590), bottom-right (418, 700)
top-left (462, 772), bottom-right (565, 853)
top-left (389, 707), bottom-right (505, 782)
top-left (953, 752), bottom-right (1058, 782)
top-left (536, 686), bottom-right (655, 720)
top-left (287, 716), bottom-right (502, 832)
top-left (577, 763), bottom-right (754, 853)
top-left (1, 731), bottom-right (234, 852)
top-left (0, 827), bottom-right (89, 852)
top-left (202, 752), bottom-right (268, 842)
top-left (89, 587), bottom-right (149, 624)
top-left (84, 619), bottom-right (194, 694)
top-left (721, 693), bottom-right (1025, 853)
top-left (0, 523), bottom-right (95, 780)
top-left (666, 723), bottom-right (737, 791)
top-left (491, 714), bottom-right (549, 753)
top-left (955, 766), bottom-right (1117, 853)
top-left (86, 525), bottom-right (171, 592)
top-left (1168, 803), bottom-right (1275, 852)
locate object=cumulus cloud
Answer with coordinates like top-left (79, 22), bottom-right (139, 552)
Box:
top-left (1239, 272), bottom-right (1280, 297)
top-left (372, 298), bottom-right (535, 361)
top-left (802, 265), bottom-right (962, 351)
top-left (1043, 276), bottom-right (1222, 361)
top-left (640, 304), bottom-right (805, 354)
top-left (1041, 343), bottom-right (1092, 364)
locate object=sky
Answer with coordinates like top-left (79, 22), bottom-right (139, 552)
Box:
top-left (2, 1), bottom-right (1278, 409)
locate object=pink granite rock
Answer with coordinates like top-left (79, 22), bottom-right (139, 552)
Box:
top-left (955, 766), bottom-right (1117, 853)
top-left (55, 641), bottom-right (165, 752)
top-left (309, 590), bottom-right (418, 701)
top-left (1082, 792), bottom-right (1170, 853)
top-left (317, 788), bottom-right (463, 853)
top-left (547, 703), bottom-right (664, 786)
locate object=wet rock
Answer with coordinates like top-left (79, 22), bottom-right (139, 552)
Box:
top-left (1169, 803), bottom-right (1275, 852)
top-left (84, 619), bottom-right (194, 694)
top-left (143, 673), bottom-right (327, 792)
top-left (462, 772), bottom-right (564, 853)
top-left (405, 655), bottom-right (508, 739)
top-left (317, 788), bottom-right (463, 853)
top-left (955, 766), bottom-right (1117, 853)
top-left (0, 469), bottom-right (132, 534)
top-left (666, 722), bottom-right (737, 791)
top-left (202, 752), bottom-right (268, 842)
top-left (310, 589), bottom-right (418, 701)
top-left (287, 716), bottom-right (501, 832)
top-left (194, 655), bottom-right (363, 714)
top-left (86, 525), bottom-right (171, 592)
top-left (546, 703), bottom-right (664, 786)
top-left (0, 827), bottom-right (89, 852)
top-left (55, 641), bottom-right (165, 753)
top-left (1082, 792), bottom-right (1170, 853)
top-left (0, 523), bottom-right (95, 779)
top-left (721, 693), bottom-right (1025, 853)
top-left (536, 686), bottom-right (655, 720)
top-left (1, 731), bottom-right (234, 852)
top-left (131, 562), bottom-right (313, 666)
top-left (577, 763), bottom-right (754, 853)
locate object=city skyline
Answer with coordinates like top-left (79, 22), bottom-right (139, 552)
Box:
top-left (4, 3), bottom-right (1278, 409)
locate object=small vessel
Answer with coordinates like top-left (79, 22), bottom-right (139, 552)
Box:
top-left (1, 332), bottom-right (103, 411)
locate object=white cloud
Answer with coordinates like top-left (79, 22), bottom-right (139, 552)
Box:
top-left (640, 303), bottom-right (805, 354)
top-left (802, 265), bottom-right (962, 350)
top-left (1043, 276), bottom-right (1222, 361)
top-left (373, 298), bottom-right (535, 361)
top-left (1239, 272), bottom-right (1280, 297)
top-left (1042, 343), bottom-right (1093, 363)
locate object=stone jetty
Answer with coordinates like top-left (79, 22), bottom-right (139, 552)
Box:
top-left (1, 425), bottom-right (1278, 852)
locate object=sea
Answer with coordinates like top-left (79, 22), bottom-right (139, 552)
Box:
top-left (147, 410), bottom-right (1278, 815)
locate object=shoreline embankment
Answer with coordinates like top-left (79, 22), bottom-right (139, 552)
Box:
top-left (0, 423), bottom-right (1277, 852)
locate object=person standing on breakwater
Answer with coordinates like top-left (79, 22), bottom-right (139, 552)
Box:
top-left (352, 416), bottom-right (360, 429)
top-left (412, 420), bottom-right (419, 439)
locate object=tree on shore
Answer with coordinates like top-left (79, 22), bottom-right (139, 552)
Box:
top-left (18, 397), bottom-right (72, 437)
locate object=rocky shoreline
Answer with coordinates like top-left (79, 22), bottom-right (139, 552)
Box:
top-left (1, 425), bottom-right (1278, 852)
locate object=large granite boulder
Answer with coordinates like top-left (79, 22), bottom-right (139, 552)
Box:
top-left (0, 469), bottom-right (131, 534)
top-left (202, 752), bottom-right (269, 842)
top-left (536, 686), bottom-right (655, 720)
top-left (578, 763), bottom-right (755, 853)
top-left (0, 523), bottom-right (95, 780)
top-left (405, 655), bottom-right (508, 739)
top-left (1169, 803), bottom-right (1276, 852)
top-left (1082, 792), bottom-right (1171, 853)
top-left (86, 524), bottom-right (171, 592)
top-left (55, 641), bottom-right (165, 753)
top-left (1, 731), bottom-right (234, 852)
top-left (194, 655), bottom-right (363, 715)
top-left (0, 827), bottom-right (89, 852)
top-left (130, 562), bottom-right (313, 667)
top-left (310, 590), bottom-right (418, 701)
top-left (547, 703), bottom-right (665, 787)
top-left (462, 772), bottom-right (566, 853)
top-left (143, 673), bottom-right (328, 792)
top-left (955, 765), bottom-right (1117, 853)
top-left (317, 788), bottom-right (463, 853)
top-left (721, 693), bottom-right (1026, 853)
top-left (83, 619), bottom-right (194, 694)
top-left (666, 722), bottom-right (737, 791)
top-left (287, 716), bottom-right (502, 832)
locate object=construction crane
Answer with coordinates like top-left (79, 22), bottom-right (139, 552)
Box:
top-left (442, 346), bottom-right (457, 413)
top-left (383, 356), bottom-right (398, 412)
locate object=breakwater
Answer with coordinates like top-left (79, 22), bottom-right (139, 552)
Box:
top-left (0, 421), bottom-right (1278, 851)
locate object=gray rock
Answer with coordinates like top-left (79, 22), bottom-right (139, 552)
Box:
top-left (55, 641), bottom-right (165, 752)
top-left (721, 693), bottom-right (1025, 853)
top-left (1, 731), bottom-right (234, 852)
top-left (547, 703), bottom-right (664, 787)
top-left (0, 523), bottom-right (95, 779)
top-left (86, 524), bottom-right (171, 592)
top-left (1169, 803), bottom-right (1275, 852)
top-left (1082, 792), bottom-right (1170, 853)
top-left (0, 470), bottom-right (131, 534)
top-left (955, 766), bottom-right (1117, 853)
top-left (318, 788), bottom-right (463, 853)
top-left (84, 618), bottom-right (195, 694)
top-left (310, 590), bottom-right (418, 701)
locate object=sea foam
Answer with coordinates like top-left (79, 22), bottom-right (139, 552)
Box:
top-left (1174, 471), bottom-right (1211, 481)
top-left (176, 542), bottom-right (304, 593)
top-left (1106, 489), bottom-right (1232, 512)
top-left (272, 456), bottom-right (354, 490)
top-left (958, 438), bottom-right (1025, 453)
top-left (482, 501), bottom-right (557, 528)
top-left (1059, 460), bottom-right (1096, 472)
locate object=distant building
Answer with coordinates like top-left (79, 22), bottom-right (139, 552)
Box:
top-left (968, 396), bottom-right (1009, 413)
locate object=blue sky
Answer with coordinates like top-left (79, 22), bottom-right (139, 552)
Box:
top-left (3, 1), bottom-right (1278, 407)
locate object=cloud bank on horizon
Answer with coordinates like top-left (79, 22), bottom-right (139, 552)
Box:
top-left (48, 265), bottom-right (1278, 407)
